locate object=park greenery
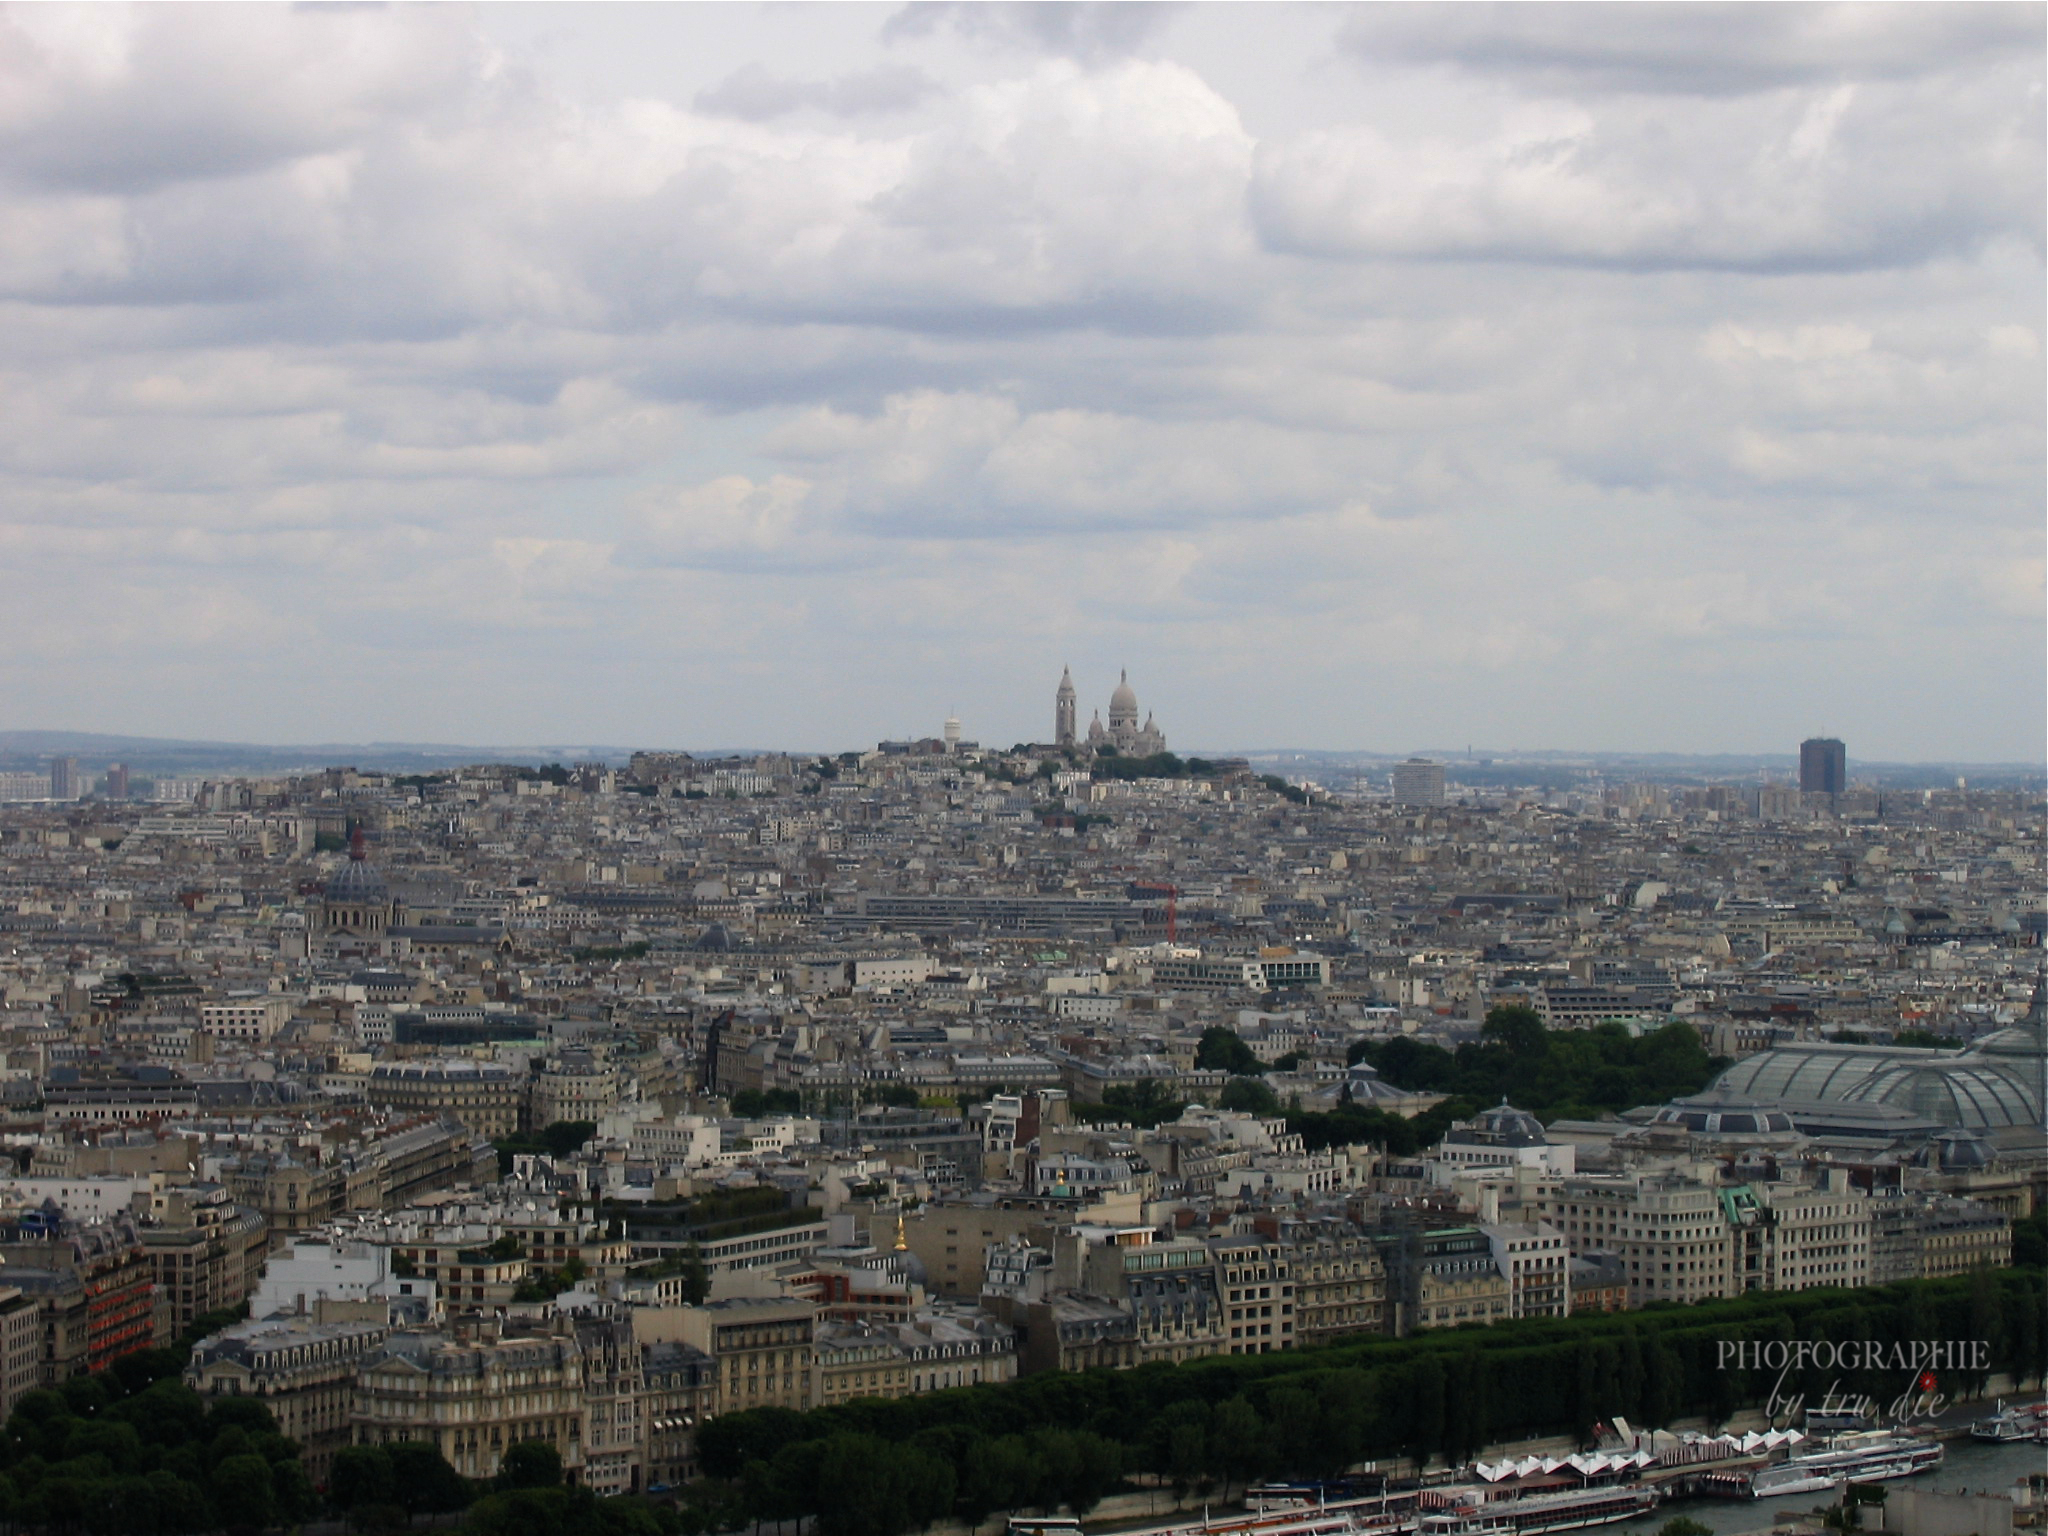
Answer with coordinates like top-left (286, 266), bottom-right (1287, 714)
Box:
top-left (1069, 1080), bottom-right (1188, 1130)
top-left (1078, 1010), bottom-right (1719, 1154)
top-left (493, 1120), bottom-right (598, 1178)
top-left (696, 1270), bottom-right (2046, 1536)
top-left (1194, 1026), bottom-right (1264, 1076)
top-left (727, 1088), bottom-right (803, 1117)
top-left (1285, 1010), bottom-right (1719, 1155)
top-left (1088, 751), bottom-right (1223, 782)
top-left (1258, 774), bottom-right (1310, 805)
top-left (1347, 1007), bottom-right (1721, 1120)
top-left (727, 1084), bottom-right (921, 1116)
top-left (570, 943), bottom-right (652, 963)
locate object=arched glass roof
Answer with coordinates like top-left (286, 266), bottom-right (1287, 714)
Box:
top-left (1847, 1063), bottom-right (2036, 1129)
top-left (1709, 1042), bottom-right (2042, 1131)
top-left (1712, 1045), bottom-right (1935, 1104)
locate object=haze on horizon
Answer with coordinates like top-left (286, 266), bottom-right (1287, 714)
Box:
top-left (0, 3), bottom-right (2040, 762)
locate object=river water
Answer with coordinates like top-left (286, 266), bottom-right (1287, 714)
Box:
top-left (1600, 1437), bottom-right (2048, 1536)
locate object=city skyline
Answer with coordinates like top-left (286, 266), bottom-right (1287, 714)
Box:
top-left (0, 4), bottom-right (2040, 759)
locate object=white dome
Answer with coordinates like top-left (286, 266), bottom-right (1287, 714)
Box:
top-left (1109, 671), bottom-right (1138, 718)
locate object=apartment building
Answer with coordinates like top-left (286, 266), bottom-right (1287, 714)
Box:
top-left (1911, 1198), bottom-right (2012, 1278)
top-left (1481, 1221), bottom-right (1572, 1318)
top-left (640, 1339), bottom-right (714, 1489)
top-left (199, 996), bottom-right (296, 1044)
top-left (1207, 1235), bottom-right (1294, 1354)
top-left (531, 1056), bottom-right (623, 1129)
top-left (138, 1182), bottom-right (268, 1333)
top-left (186, 1314), bottom-right (391, 1481)
top-left (814, 1318), bottom-right (915, 1405)
top-left (1284, 1224), bottom-right (1388, 1342)
top-left (1388, 1225), bottom-right (1513, 1331)
top-left (574, 1317), bottom-right (642, 1497)
top-left (0, 1209), bottom-right (162, 1380)
top-left (367, 1061), bottom-right (523, 1138)
top-left (0, 1287), bottom-right (41, 1419)
top-left (353, 1321), bottom-right (591, 1484)
top-left (653, 1297), bottom-right (817, 1415)
top-left (252, 1237), bottom-right (437, 1319)
top-left (1753, 1176), bottom-right (1870, 1291)
top-left (1540, 1170), bottom-right (1735, 1306)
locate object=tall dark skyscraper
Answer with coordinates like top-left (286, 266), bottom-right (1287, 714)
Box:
top-left (1800, 737), bottom-right (1846, 795)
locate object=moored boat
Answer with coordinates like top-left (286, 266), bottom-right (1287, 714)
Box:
top-left (1745, 1431), bottom-right (1943, 1499)
top-left (1970, 1401), bottom-right (2048, 1444)
top-left (1416, 1483), bottom-right (1661, 1535)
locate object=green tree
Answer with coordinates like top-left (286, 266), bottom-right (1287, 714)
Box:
top-left (1218, 1076), bottom-right (1281, 1116)
top-left (1209, 1397), bottom-right (1262, 1498)
top-left (389, 1441), bottom-right (471, 1516)
top-left (539, 1121), bottom-right (598, 1158)
top-left (1089, 1079), bottom-right (1185, 1129)
top-left (496, 1440), bottom-right (563, 1492)
top-left (680, 1244), bottom-right (711, 1306)
top-left (1481, 1004), bottom-right (1548, 1058)
top-left (1194, 1027), bottom-right (1263, 1076)
top-left (210, 1453), bottom-right (275, 1530)
top-left (815, 1435), bottom-right (908, 1536)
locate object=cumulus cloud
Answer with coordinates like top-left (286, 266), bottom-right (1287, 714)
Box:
top-left (0, 4), bottom-right (2035, 757)
top-left (1251, 76), bottom-right (2042, 272)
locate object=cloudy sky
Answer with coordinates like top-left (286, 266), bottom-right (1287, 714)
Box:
top-left (1, 3), bottom-right (2040, 759)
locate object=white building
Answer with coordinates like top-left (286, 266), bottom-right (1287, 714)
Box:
top-left (1393, 758), bottom-right (1447, 807)
top-left (1481, 1220), bottom-right (1572, 1318)
top-left (201, 996), bottom-right (296, 1044)
top-left (0, 1177), bottom-right (142, 1221)
top-left (251, 1237), bottom-right (438, 1319)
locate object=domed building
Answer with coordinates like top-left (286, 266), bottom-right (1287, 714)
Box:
top-left (1075, 668), bottom-right (1167, 757)
top-left (1697, 981), bottom-right (2046, 1141)
top-left (320, 827), bottom-right (398, 943)
top-left (1435, 1099), bottom-right (1576, 1176)
top-left (1648, 1094), bottom-right (1799, 1138)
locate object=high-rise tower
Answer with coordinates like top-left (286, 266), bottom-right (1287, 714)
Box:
top-left (1055, 666), bottom-right (1077, 748)
top-left (1799, 738), bottom-right (1846, 796)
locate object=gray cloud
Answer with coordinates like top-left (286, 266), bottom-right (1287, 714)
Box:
top-left (1336, 3), bottom-right (2045, 97)
top-left (882, 3), bottom-right (1188, 64)
top-left (0, 5), bottom-right (2035, 758)
top-left (695, 62), bottom-right (940, 121)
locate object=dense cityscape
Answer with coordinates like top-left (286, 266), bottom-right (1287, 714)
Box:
top-left (0, 671), bottom-right (2036, 1536)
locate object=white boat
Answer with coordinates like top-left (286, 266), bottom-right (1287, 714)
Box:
top-left (1969, 1401), bottom-right (2048, 1444)
top-left (1416, 1484), bottom-right (1661, 1536)
top-left (1746, 1432), bottom-right (1943, 1499)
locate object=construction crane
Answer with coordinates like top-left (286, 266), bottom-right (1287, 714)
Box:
top-left (1130, 880), bottom-right (1181, 941)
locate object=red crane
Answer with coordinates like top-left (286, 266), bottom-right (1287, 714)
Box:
top-left (1131, 881), bottom-right (1181, 941)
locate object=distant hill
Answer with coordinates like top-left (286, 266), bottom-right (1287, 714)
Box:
top-left (0, 730), bottom-right (2035, 788)
top-left (1202, 748), bottom-right (2043, 791)
top-left (0, 731), bottom-right (765, 777)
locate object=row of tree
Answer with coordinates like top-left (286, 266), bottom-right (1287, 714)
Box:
top-left (697, 1271), bottom-right (2047, 1536)
top-left (0, 1368), bottom-right (316, 1534)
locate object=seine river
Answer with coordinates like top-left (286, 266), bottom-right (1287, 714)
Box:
top-left (1602, 1436), bottom-right (2047, 1536)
